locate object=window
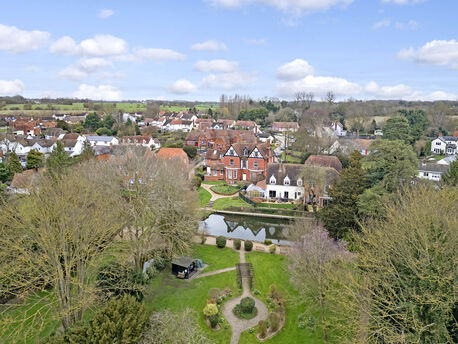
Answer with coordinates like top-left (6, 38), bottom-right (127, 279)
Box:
top-left (423, 172), bottom-right (429, 177)
top-left (436, 142), bottom-right (441, 145)
top-left (243, 148), bottom-right (248, 155)
top-left (284, 176), bottom-right (290, 185)
top-left (233, 171), bottom-right (237, 179)
top-left (213, 170), bottom-right (217, 176)
top-left (228, 170), bottom-right (232, 179)
top-left (230, 159), bottom-right (234, 166)
top-left (297, 179), bottom-right (302, 186)
top-left (269, 190), bottom-right (276, 198)
top-left (254, 161), bottom-right (258, 168)
top-left (270, 176), bottom-right (276, 184)
top-left (241, 160), bottom-right (247, 168)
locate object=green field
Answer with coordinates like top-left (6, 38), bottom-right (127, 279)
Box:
top-left (210, 184), bottom-right (240, 195)
top-left (192, 244), bottom-right (240, 273)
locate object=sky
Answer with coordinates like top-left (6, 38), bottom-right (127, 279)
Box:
top-left (1, 0), bottom-right (458, 102)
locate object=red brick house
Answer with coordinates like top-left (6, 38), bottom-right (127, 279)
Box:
top-left (204, 149), bottom-right (225, 181)
top-left (186, 129), bottom-right (257, 151)
top-left (222, 143), bottom-right (274, 183)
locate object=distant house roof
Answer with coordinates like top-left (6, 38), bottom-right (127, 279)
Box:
top-left (156, 148), bottom-right (188, 164)
top-left (62, 133), bottom-right (80, 140)
top-left (87, 135), bottom-right (115, 142)
top-left (418, 163), bottom-right (450, 173)
top-left (272, 122), bottom-right (299, 129)
top-left (10, 169), bottom-right (41, 190)
top-left (236, 120), bottom-right (257, 127)
top-left (304, 155), bottom-right (343, 172)
top-left (93, 145), bottom-right (111, 155)
top-left (438, 136), bottom-right (458, 142)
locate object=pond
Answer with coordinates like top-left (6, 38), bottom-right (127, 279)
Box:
top-left (200, 213), bottom-right (294, 245)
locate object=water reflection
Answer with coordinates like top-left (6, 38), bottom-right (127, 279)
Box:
top-left (200, 214), bottom-right (292, 245)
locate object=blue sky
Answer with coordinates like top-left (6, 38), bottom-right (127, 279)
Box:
top-left (1, 0), bottom-right (457, 101)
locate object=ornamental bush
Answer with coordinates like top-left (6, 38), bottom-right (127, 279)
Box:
top-left (268, 312), bottom-right (281, 332)
top-left (233, 239), bottom-right (241, 250)
top-left (153, 256), bottom-right (167, 271)
top-left (269, 244), bottom-right (276, 254)
top-left (264, 239), bottom-right (272, 245)
top-left (244, 240), bottom-right (253, 251)
top-left (240, 297), bottom-right (255, 313)
top-left (258, 320), bottom-right (267, 338)
top-left (208, 314), bottom-right (219, 328)
top-left (203, 303), bottom-right (218, 317)
top-left (216, 236), bottom-right (227, 248)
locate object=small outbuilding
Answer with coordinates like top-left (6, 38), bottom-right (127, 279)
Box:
top-left (171, 257), bottom-right (201, 279)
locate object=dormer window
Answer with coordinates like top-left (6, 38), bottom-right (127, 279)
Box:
top-left (297, 179), bottom-right (302, 186)
top-left (284, 176), bottom-right (290, 185)
top-left (270, 176), bottom-right (276, 185)
top-left (243, 148), bottom-right (249, 156)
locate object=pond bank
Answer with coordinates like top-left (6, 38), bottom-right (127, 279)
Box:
top-left (213, 209), bottom-right (305, 220)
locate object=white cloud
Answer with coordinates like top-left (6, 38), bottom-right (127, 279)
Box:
top-left (194, 59), bottom-right (238, 73)
top-left (0, 79), bottom-right (24, 95)
top-left (59, 57), bottom-right (113, 81)
top-left (277, 75), bottom-right (362, 98)
top-left (419, 91), bottom-right (457, 101)
top-left (372, 19), bottom-right (391, 30)
top-left (365, 81), bottom-right (457, 101)
top-left (276, 59), bottom-right (314, 80)
top-left (398, 40), bottom-right (458, 69)
top-left (247, 38), bottom-right (266, 45)
top-left (381, 0), bottom-right (425, 4)
top-left (191, 40), bottom-right (227, 51)
top-left (201, 71), bottom-right (256, 90)
top-left (0, 24), bottom-right (49, 53)
top-left (168, 79), bottom-right (197, 94)
top-left (206, 0), bottom-right (354, 14)
top-left (98, 9), bottom-right (115, 18)
top-left (136, 48), bottom-right (186, 62)
top-left (72, 84), bottom-right (122, 100)
top-left (50, 34), bottom-right (127, 56)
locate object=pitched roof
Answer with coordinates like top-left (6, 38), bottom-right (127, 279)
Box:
top-left (229, 142), bottom-right (270, 158)
top-left (10, 169), bottom-right (41, 189)
top-left (61, 139), bottom-right (78, 148)
top-left (272, 122), bottom-right (299, 129)
top-left (439, 136), bottom-right (458, 142)
top-left (62, 133), bottom-right (80, 140)
top-left (156, 148), bottom-right (188, 162)
top-left (267, 163), bottom-right (303, 186)
top-left (304, 155), bottom-right (342, 172)
top-left (418, 163), bottom-right (450, 173)
top-left (185, 131), bottom-right (202, 141)
top-left (87, 135), bottom-right (115, 142)
top-left (236, 120), bottom-right (257, 127)
top-left (205, 149), bottom-right (223, 160)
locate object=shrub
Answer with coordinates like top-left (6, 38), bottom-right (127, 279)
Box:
top-left (240, 297), bottom-right (255, 313)
top-left (153, 256), bottom-right (167, 271)
top-left (258, 320), bottom-right (267, 338)
top-left (203, 303), bottom-right (218, 317)
top-left (233, 239), bottom-right (241, 250)
top-left (208, 314), bottom-right (219, 328)
top-left (192, 176), bottom-right (202, 189)
top-left (264, 239), bottom-right (272, 245)
top-left (269, 244), bottom-right (276, 254)
top-left (244, 240), bottom-right (253, 251)
top-left (183, 145), bottom-right (197, 159)
top-left (268, 312), bottom-right (281, 332)
top-left (96, 261), bottom-right (146, 301)
top-left (216, 236), bottom-right (227, 248)
top-left (145, 266), bottom-right (158, 280)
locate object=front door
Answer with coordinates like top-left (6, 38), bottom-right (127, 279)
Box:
top-left (284, 191), bottom-right (289, 199)
top-left (243, 173), bottom-right (246, 181)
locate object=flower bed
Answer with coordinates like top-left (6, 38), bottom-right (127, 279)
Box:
top-left (210, 184), bottom-right (240, 195)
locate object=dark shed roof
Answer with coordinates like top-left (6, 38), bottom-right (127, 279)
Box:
top-left (171, 257), bottom-right (195, 268)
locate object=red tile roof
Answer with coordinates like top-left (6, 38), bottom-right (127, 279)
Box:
top-left (304, 155), bottom-right (342, 172)
top-left (156, 148), bottom-right (188, 165)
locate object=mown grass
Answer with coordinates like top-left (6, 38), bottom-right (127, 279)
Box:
top-left (239, 252), bottom-right (324, 343)
top-left (257, 203), bottom-right (297, 209)
top-left (202, 180), bottom-right (226, 185)
top-left (192, 244), bottom-right (240, 273)
top-left (146, 245), bottom-right (240, 343)
top-left (198, 187), bottom-right (212, 207)
top-left (212, 197), bottom-right (253, 210)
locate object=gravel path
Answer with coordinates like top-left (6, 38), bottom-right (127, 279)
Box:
top-left (194, 267), bottom-right (236, 279)
top-left (201, 183), bottom-right (232, 203)
top-left (222, 250), bottom-right (268, 344)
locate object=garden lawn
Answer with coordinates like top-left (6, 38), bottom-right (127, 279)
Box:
top-left (198, 187), bottom-right (212, 207)
top-left (258, 203), bottom-right (297, 209)
top-left (239, 252), bottom-right (324, 344)
top-left (210, 184), bottom-right (240, 195)
top-left (145, 270), bottom-right (238, 344)
top-left (192, 244), bottom-right (239, 273)
top-left (212, 197), bottom-right (253, 210)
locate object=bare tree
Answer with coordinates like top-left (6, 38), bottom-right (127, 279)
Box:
top-left (0, 161), bottom-right (126, 338)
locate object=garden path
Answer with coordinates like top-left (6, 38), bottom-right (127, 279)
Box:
top-left (201, 183), bottom-right (232, 203)
top-left (221, 249), bottom-right (268, 344)
top-left (194, 267), bottom-right (236, 279)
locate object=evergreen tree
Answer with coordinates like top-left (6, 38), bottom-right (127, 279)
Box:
top-left (46, 141), bottom-right (72, 176)
top-left (26, 149), bottom-right (44, 170)
top-left (383, 116), bottom-right (412, 143)
top-left (83, 113), bottom-right (101, 131)
top-left (318, 151), bottom-right (368, 239)
top-left (77, 141), bottom-right (95, 163)
top-left (8, 152), bottom-right (22, 174)
top-left (0, 162), bottom-right (12, 183)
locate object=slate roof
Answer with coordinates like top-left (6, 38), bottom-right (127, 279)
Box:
top-left (171, 257), bottom-right (196, 268)
top-left (267, 163), bottom-right (303, 186)
top-left (438, 136), bottom-right (458, 142)
top-left (272, 122), bottom-right (299, 129)
top-left (87, 136), bottom-right (115, 142)
top-left (418, 163), bottom-right (450, 173)
top-left (229, 142), bottom-right (270, 158)
top-left (305, 155), bottom-right (342, 172)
